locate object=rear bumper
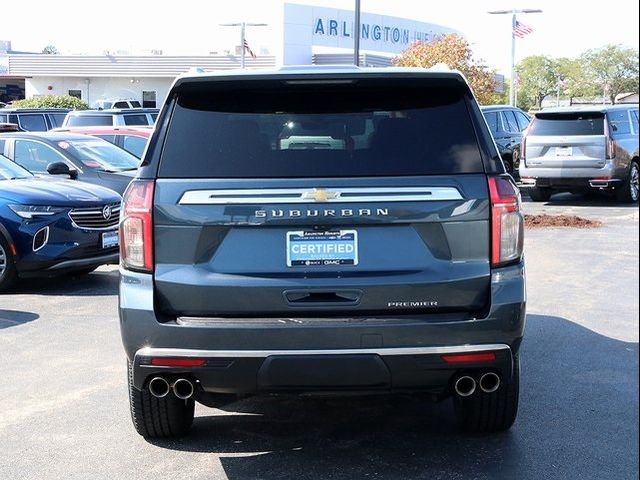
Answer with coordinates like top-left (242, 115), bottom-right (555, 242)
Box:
top-left (519, 162), bottom-right (620, 184)
top-left (119, 261), bottom-right (526, 395)
top-left (133, 344), bottom-right (514, 395)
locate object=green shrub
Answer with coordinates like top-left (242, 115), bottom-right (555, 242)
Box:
top-left (11, 95), bottom-right (89, 110)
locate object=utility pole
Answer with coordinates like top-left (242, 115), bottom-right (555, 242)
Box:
top-left (220, 22), bottom-right (268, 69)
top-left (354, 0), bottom-right (361, 66)
top-left (488, 9), bottom-right (542, 107)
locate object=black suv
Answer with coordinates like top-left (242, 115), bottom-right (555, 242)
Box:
top-left (119, 67), bottom-right (526, 438)
top-left (0, 108), bottom-right (71, 132)
top-left (481, 105), bottom-right (531, 175)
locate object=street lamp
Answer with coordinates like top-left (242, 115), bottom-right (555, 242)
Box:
top-left (488, 9), bottom-right (542, 107)
top-left (220, 22), bottom-right (268, 69)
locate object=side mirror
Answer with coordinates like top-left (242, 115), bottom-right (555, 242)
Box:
top-left (47, 162), bottom-right (78, 180)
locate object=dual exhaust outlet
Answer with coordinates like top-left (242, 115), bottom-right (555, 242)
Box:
top-left (148, 377), bottom-right (195, 400)
top-left (454, 372), bottom-right (501, 397)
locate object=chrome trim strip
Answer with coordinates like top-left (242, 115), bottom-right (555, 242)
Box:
top-left (32, 226), bottom-right (49, 252)
top-left (179, 187), bottom-right (463, 205)
top-left (136, 344), bottom-right (510, 359)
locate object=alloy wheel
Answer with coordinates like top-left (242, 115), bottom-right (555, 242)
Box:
top-left (0, 244), bottom-right (6, 278)
top-left (631, 163), bottom-right (639, 202)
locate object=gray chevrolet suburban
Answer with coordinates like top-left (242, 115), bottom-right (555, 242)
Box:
top-left (118, 66), bottom-right (526, 438)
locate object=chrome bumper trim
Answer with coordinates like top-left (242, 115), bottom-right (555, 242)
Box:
top-left (136, 343), bottom-right (511, 359)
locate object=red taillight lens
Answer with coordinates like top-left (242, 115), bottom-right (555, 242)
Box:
top-left (150, 357), bottom-right (207, 367)
top-left (120, 180), bottom-right (154, 272)
top-left (488, 176), bottom-right (524, 267)
top-left (441, 352), bottom-right (497, 363)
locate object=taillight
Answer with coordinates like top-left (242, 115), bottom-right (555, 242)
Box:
top-left (488, 176), bottom-right (524, 267)
top-left (521, 122), bottom-right (531, 163)
top-left (604, 120), bottom-right (615, 159)
top-left (120, 180), bottom-right (154, 272)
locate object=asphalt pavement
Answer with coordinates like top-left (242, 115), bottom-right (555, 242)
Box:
top-left (0, 193), bottom-right (638, 480)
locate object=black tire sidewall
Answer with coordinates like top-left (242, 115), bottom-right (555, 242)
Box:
top-left (0, 235), bottom-right (17, 292)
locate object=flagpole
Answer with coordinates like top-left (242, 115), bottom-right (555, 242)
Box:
top-left (488, 8), bottom-right (542, 107)
top-left (240, 22), bottom-right (246, 69)
top-left (220, 22), bottom-right (268, 70)
top-left (511, 13), bottom-right (516, 106)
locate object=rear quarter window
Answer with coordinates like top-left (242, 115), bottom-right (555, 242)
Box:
top-left (18, 114), bottom-right (48, 132)
top-left (158, 79), bottom-right (485, 178)
top-left (67, 115), bottom-right (113, 127)
top-left (529, 113), bottom-right (604, 136)
top-left (607, 110), bottom-right (632, 136)
top-left (123, 114), bottom-right (149, 126)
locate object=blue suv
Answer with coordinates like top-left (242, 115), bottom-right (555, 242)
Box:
top-left (0, 154), bottom-right (121, 290)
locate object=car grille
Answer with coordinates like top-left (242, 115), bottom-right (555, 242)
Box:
top-left (69, 203), bottom-right (120, 230)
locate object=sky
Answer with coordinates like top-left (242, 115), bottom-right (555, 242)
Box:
top-left (3, 0), bottom-right (639, 75)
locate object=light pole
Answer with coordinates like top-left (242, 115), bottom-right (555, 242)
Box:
top-left (220, 22), bottom-right (268, 68)
top-left (488, 9), bottom-right (542, 107)
top-left (354, 0), bottom-right (361, 66)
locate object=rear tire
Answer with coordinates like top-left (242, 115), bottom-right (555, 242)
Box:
top-left (127, 362), bottom-right (195, 438)
top-left (528, 187), bottom-right (552, 202)
top-left (453, 355), bottom-right (520, 433)
top-left (615, 161), bottom-right (639, 203)
top-left (0, 236), bottom-right (17, 292)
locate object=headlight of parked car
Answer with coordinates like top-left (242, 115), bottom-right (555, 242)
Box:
top-left (8, 205), bottom-right (66, 219)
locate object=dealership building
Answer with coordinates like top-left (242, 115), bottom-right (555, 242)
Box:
top-left (1, 3), bottom-right (454, 107)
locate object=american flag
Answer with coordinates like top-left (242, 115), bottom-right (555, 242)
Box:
top-left (513, 20), bottom-right (533, 38)
top-left (243, 39), bottom-right (257, 59)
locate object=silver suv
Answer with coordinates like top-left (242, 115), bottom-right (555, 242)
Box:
top-left (519, 105), bottom-right (639, 202)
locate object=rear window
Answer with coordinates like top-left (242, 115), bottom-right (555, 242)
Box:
top-left (530, 112), bottom-right (604, 136)
top-left (159, 79), bottom-right (483, 178)
top-left (67, 115), bottom-right (113, 127)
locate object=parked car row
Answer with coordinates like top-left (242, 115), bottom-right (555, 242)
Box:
top-left (0, 153), bottom-right (121, 291)
top-left (481, 104), bottom-right (639, 203)
top-left (0, 112), bottom-right (154, 290)
top-left (0, 107), bottom-right (159, 132)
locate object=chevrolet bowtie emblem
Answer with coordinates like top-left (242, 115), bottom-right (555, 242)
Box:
top-left (301, 188), bottom-right (340, 202)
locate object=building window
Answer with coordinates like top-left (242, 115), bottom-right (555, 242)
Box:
top-left (142, 91), bottom-right (156, 108)
top-left (68, 90), bottom-right (82, 99)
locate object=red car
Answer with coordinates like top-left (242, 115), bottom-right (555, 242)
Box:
top-left (51, 126), bottom-right (152, 158)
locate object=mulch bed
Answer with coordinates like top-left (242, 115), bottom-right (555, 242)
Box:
top-left (524, 214), bottom-right (603, 229)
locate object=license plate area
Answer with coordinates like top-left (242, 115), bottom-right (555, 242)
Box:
top-left (102, 230), bottom-right (119, 249)
top-left (286, 230), bottom-right (358, 267)
top-left (555, 146), bottom-right (573, 157)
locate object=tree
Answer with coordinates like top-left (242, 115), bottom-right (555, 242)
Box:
top-left (489, 78), bottom-right (510, 105)
top-left (11, 95), bottom-right (89, 110)
top-left (581, 45), bottom-right (639, 104)
top-left (41, 45), bottom-right (59, 55)
top-left (393, 34), bottom-right (498, 105)
top-left (554, 57), bottom-right (599, 105)
top-left (515, 55), bottom-right (557, 110)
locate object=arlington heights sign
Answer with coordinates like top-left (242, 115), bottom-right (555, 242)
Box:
top-left (282, 3), bottom-right (455, 62)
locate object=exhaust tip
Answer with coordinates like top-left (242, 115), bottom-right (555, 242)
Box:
top-left (173, 378), bottom-right (195, 400)
top-left (148, 376), bottom-right (170, 398)
top-left (454, 375), bottom-right (476, 397)
top-left (479, 372), bottom-right (501, 393)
